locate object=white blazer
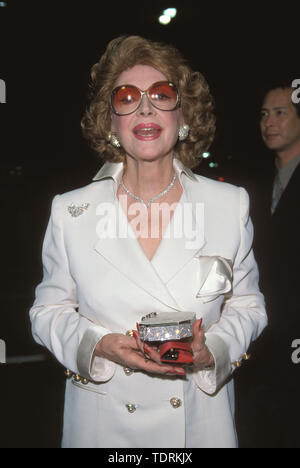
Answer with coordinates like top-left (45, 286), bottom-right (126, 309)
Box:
top-left (30, 158), bottom-right (267, 448)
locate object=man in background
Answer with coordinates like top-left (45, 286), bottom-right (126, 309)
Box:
top-left (259, 81), bottom-right (300, 338)
top-left (260, 82), bottom-right (300, 216)
top-left (235, 79), bottom-right (300, 448)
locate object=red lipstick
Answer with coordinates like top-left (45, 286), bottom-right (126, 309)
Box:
top-left (132, 123), bottom-right (162, 141)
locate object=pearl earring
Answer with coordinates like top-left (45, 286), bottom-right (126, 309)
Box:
top-left (108, 132), bottom-right (121, 148)
top-left (178, 124), bottom-right (190, 141)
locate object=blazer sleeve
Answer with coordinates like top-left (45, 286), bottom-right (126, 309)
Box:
top-left (29, 195), bottom-right (116, 382)
top-left (193, 187), bottom-right (268, 394)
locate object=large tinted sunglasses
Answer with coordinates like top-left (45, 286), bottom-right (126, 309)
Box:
top-left (111, 81), bottom-right (180, 116)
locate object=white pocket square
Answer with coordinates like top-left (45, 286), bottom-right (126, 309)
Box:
top-left (196, 256), bottom-right (233, 303)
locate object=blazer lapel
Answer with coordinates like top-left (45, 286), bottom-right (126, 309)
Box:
top-left (92, 158), bottom-right (205, 309)
top-left (151, 187), bottom-right (206, 284)
top-left (94, 196), bottom-right (182, 311)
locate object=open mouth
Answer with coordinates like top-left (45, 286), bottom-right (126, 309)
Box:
top-left (134, 128), bottom-right (161, 136)
top-left (133, 123), bottom-right (162, 140)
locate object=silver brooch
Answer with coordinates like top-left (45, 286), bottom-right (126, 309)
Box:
top-left (68, 203), bottom-right (90, 218)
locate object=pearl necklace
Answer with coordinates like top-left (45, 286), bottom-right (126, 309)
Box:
top-left (120, 173), bottom-right (177, 208)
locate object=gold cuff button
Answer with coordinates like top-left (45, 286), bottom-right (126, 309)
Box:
top-left (242, 353), bottom-right (251, 361)
top-left (233, 361), bottom-right (242, 368)
top-left (65, 369), bottom-right (90, 384)
top-left (65, 369), bottom-right (73, 379)
top-left (123, 367), bottom-right (134, 376)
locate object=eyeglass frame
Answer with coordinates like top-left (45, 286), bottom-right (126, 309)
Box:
top-left (110, 81), bottom-right (181, 116)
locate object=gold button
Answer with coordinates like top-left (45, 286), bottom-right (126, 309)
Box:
top-left (233, 361), bottom-right (242, 368)
top-left (123, 367), bottom-right (134, 376)
top-left (73, 374), bottom-right (82, 382)
top-left (170, 397), bottom-right (182, 409)
top-left (242, 353), bottom-right (251, 361)
top-left (81, 378), bottom-right (89, 385)
top-left (65, 369), bottom-right (73, 379)
top-left (126, 404), bottom-right (137, 414)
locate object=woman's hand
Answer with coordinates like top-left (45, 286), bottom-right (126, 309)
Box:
top-left (190, 319), bottom-right (215, 370)
top-left (94, 319), bottom-right (214, 376)
top-left (94, 332), bottom-right (186, 376)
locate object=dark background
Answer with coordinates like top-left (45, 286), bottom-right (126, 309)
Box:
top-left (0, 0), bottom-right (298, 447)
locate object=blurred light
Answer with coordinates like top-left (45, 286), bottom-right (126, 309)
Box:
top-left (9, 165), bottom-right (23, 176)
top-left (209, 162), bottom-right (219, 168)
top-left (163, 8), bottom-right (177, 18)
top-left (158, 14), bottom-right (172, 25)
top-left (219, 177), bottom-right (224, 182)
top-left (202, 152), bottom-right (211, 158)
top-left (0, 2), bottom-right (7, 7)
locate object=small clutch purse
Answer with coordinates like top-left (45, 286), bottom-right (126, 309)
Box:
top-left (138, 312), bottom-right (196, 365)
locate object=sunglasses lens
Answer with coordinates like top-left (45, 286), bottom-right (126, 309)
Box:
top-left (111, 81), bottom-right (179, 115)
top-left (112, 85), bottom-right (141, 115)
top-left (149, 82), bottom-right (179, 111)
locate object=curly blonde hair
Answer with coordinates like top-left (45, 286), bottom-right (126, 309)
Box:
top-left (81, 36), bottom-right (216, 169)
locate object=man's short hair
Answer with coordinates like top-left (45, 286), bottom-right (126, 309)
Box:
top-left (260, 75), bottom-right (300, 118)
